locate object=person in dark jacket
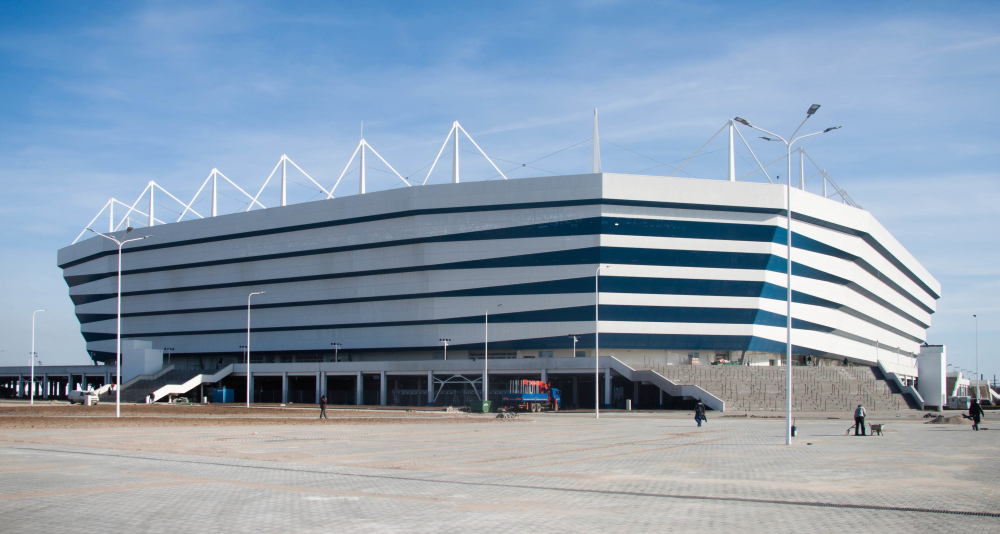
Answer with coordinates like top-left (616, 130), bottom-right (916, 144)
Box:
top-left (319, 395), bottom-right (328, 419)
top-left (695, 402), bottom-right (707, 427)
top-left (854, 405), bottom-right (866, 436)
top-left (970, 399), bottom-right (985, 431)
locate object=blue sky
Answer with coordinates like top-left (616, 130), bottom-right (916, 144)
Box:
top-left (1, 1), bottom-right (998, 380)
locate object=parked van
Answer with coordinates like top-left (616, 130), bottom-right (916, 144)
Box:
top-left (67, 389), bottom-right (99, 405)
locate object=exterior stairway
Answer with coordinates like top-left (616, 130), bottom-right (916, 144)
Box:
top-left (627, 364), bottom-right (909, 412)
top-left (116, 369), bottom-right (203, 403)
top-left (100, 365), bottom-right (236, 403)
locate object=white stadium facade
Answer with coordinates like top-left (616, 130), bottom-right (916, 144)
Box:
top-left (8, 116), bottom-right (984, 411)
top-left (59, 172), bottom-right (938, 367)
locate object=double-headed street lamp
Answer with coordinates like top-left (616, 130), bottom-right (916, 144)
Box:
top-left (439, 339), bottom-right (451, 360)
top-left (87, 226), bottom-right (152, 418)
top-left (331, 342), bottom-right (342, 363)
top-left (30, 309), bottom-right (46, 404)
top-left (734, 105), bottom-right (841, 445)
top-left (246, 291), bottom-right (265, 408)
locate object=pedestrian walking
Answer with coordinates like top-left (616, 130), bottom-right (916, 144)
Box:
top-left (854, 404), bottom-right (866, 436)
top-left (969, 399), bottom-right (985, 431)
top-left (695, 402), bottom-right (707, 427)
top-left (319, 395), bottom-right (328, 419)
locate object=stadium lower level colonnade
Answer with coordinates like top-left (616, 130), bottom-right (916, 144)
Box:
top-left (0, 357), bottom-right (925, 413)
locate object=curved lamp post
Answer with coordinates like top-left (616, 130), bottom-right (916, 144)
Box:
top-left (733, 106), bottom-right (840, 445)
top-left (87, 227), bottom-right (152, 418)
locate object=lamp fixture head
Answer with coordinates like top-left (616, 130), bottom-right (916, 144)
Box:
top-left (823, 126), bottom-right (842, 133)
top-left (734, 117), bottom-right (751, 127)
top-left (807, 104), bottom-right (821, 115)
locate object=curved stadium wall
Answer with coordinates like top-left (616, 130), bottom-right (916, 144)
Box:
top-left (57, 173), bottom-right (939, 367)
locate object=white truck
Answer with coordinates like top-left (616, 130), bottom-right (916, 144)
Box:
top-left (67, 389), bottom-right (99, 405)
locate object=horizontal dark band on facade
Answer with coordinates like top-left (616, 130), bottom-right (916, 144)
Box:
top-left (59, 199), bottom-right (784, 270)
top-left (793, 211), bottom-right (940, 300)
top-left (790, 231), bottom-right (934, 314)
top-left (64, 216), bottom-right (936, 315)
top-left (69, 246), bottom-right (770, 304)
top-left (79, 304), bottom-right (870, 347)
top-left (71, 245), bottom-right (933, 330)
top-left (62, 195), bottom-right (938, 304)
top-left (80, 332), bottom-right (832, 364)
top-left (63, 217), bottom-right (783, 288)
top-left (76, 275), bottom-right (929, 338)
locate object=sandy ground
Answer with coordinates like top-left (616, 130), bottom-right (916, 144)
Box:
top-left (0, 400), bottom-right (962, 430)
top-left (0, 402), bottom-right (495, 428)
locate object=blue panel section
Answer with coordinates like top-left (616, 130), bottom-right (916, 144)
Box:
top-left (59, 201), bottom-right (785, 270)
top-left (84, 304), bottom-right (837, 343)
top-left (66, 213), bottom-right (936, 320)
top-left (77, 267), bottom-right (928, 335)
top-left (62, 198), bottom-right (938, 306)
top-left (793, 211), bottom-right (940, 299)
top-left (602, 305), bottom-right (788, 328)
top-left (85, 277), bottom-right (790, 324)
top-left (70, 246), bottom-right (783, 305)
top-left (65, 216), bottom-right (786, 287)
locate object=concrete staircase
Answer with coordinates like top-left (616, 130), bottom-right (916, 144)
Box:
top-left (628, 364), bottom-right (908, 412)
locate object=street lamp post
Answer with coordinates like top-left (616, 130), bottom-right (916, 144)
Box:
top-left (596, 265), bottom-right (610, 419)
top-left (30, 309), bottom-right (46, 404)
top-left (568, 334), bottom-right (579, 358)
top-left (734, 106), bottom-right (840, 445)
top-left (331, 342), bottom-right (341, 363)
top-left (163, 347), bottom-right (174, 367)
top-left (439, 339), bottom-right (451, 360)
top-left (484, 304), bottom-right (501, 401)
top-left (87, 226), bottom-right (152, 418)
top-left (246, 291), bottom-right (265, 408)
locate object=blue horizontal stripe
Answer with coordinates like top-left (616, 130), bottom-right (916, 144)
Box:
top-left (63, 216), bottom-right (785, 288)
top-left (59, 199), bottom-right (784, 270)
top-left (62, 194), bottom-right (937, 306)
top-left (80, 304), bottom-right (847, 343)
top-left (66, 215), bottom-right (936, 318)
top-left (793, 211), bottom-right (940, 299)
top-left (72, 248), bottom-right (930, 336)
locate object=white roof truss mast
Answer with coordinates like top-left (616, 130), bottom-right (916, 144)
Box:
top-left (73, 115), bottom-right (855, 244)
top-left (670, 119), bottom-right (858, 208)
top-left (72, 122), bottom-right (509, 244)
top-left (422, 121), bottom-right (508, 185)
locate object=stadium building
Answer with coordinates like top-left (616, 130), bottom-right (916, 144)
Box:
top-left (7, 117), bottom-right (980, 411)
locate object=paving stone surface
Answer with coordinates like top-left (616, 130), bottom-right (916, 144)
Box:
top-left (1, 411), bottom-right (997, 532)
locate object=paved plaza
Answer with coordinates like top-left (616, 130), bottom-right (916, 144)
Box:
top-left (0, 406), bottom-right (998, 533)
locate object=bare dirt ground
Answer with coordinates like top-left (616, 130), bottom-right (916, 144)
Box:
top-left (0, 402), bottom-right (494, 428)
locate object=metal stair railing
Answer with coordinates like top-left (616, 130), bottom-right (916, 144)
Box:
top-left (151, 364), bottom-right (235, 402)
